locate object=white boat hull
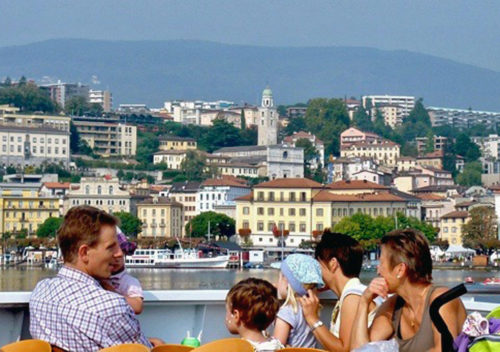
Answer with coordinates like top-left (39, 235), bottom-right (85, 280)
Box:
top-left (126, 256), bottom-right (230, 269)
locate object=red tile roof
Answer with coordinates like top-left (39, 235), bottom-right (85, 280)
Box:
top-left (340, 139), bottom-right (399, 149)
top-left (327, 180), bottom-right (388, 190)
top-left (441, 211), bottom-right (469, 219)
top-left (414, 193), bottom-right (445, 201)
top-left (202, 177), bottom-right (249, 188)
top-left (235, 192), bottom-right (253, 201)
top-left (313, 190), bottom-right (406, 202)
top-left (255, 178), bottom-right (323, 189)
top-left (43, 182), bottom-right (71, 189)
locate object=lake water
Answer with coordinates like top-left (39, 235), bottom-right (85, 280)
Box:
top-left (2, 267), bottom-right (500, 295)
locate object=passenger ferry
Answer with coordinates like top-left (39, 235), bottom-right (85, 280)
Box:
top-left (125, 248), bottom-right (230, 269)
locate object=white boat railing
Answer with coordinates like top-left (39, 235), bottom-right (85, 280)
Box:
top-left (0, 290), bottom-right (498, 347)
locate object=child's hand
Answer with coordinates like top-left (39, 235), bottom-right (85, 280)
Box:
top-left (298, 289), bottom-right (320, 325)
top-left (100, 280), bottom-right (116, 292)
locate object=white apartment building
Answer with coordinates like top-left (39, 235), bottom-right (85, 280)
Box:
top-left (41, 81), bottom-right (89, 109)
top-left (197, 177), bottom-right (250, 213)
top-left (363, 95), bottom-right (415, 118)
top-left (0, 125), bottom-right (70, 168)
top-left (89, 90), bottom-right (113, 112)
top-left (472, 135), bottom-right (500, 160)
top-left (283, 131), bottom-right (325, 168)
top-left (64, 176), bottom-right (130, 214)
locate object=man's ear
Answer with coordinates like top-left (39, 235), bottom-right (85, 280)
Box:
top-left (78, 244), bottom-right (90, 264)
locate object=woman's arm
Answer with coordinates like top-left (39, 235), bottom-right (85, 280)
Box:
top-left (350, 278), bottom-right (394, 349)
top-left (430, 288), bottom-right (467, 352)
top-left (273, 318), bottom-right (291, 346)
top-left (299, 290), bottom-right (349, 352)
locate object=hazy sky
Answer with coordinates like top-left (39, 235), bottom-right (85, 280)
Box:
top-left (1, 0), bottom-right (499, 71)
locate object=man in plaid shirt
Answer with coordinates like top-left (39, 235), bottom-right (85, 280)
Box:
top-left (29, 206), bottom-right (160, 352)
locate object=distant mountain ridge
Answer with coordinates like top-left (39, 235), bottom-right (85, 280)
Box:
top-left (1, 39), bottom-right (500, 110)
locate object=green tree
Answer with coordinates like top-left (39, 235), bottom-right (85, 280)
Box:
top-left (462, 206), bottom-right (499, 253)
top-left (333, 212), bottom-right (437, 249)
top-left (454, 134), bottom-right (480, 162)
top-left (200, 120), bottom-right (242, 152)
top-left (456, 161), bottom-right (482, 187)
top-left (64, 96), bottom-right (88, 116)
top-left (240, 109), bottom-right (246, 130)
top-left (352, 107), bottom-right (374, 132)
top-left (117, 169), bottom-right (125, 179)
top-left (70, 121), bottom-right (80, 154)
top-left (304, 98), bottom-right (350, 156)
top-left (284, 116), bottom-right (307, 136)
top-left (185, 211), bottom-right (235, 239)
top-left (0, 81), bottom-right (59, 113)
top-left (114, 212), bottom-right (142, 238)
top-left (36, 217), bottom-right (63, 238)
top-left (405, 98), bottom-right (431, 126)
top-left (424, 131), bottom-right (435, 154)
top-left (136, 130), bottom-right (159, 164)
top-left (180, 150), bottom-right (206, 181)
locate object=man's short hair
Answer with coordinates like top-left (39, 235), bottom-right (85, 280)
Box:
top-left (381, 228), bottom-right (432, 284)
top-left (58, 206), bottom-right (118, 263)
top-left (226, 278), bottom-right (279, 331)
top-left (315, 230), bottom-right (363, 278)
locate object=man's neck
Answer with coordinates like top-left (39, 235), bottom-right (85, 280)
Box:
top-left (64, 261), bottom-right (91, 276)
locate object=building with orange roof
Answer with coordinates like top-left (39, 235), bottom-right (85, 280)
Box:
top-left (340, 129), bottom-right (400, 167)
top-left (235, 177), bottom-right (420, 248)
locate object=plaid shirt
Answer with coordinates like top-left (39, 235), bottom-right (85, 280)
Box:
top-left (29, 266), bottom-right (152, 352)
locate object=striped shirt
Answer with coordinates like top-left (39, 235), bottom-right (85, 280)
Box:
top-left (29, 266), bottom-right (151, 352)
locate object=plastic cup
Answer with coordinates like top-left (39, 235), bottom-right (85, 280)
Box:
top-left (181, 337), bottom-right (201, 347)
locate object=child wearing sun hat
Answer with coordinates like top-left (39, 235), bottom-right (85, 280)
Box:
top-left (273, 254), bottom-right (324, 348)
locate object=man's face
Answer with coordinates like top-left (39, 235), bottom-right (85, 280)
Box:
top-left (86, 225), bottom-right (123, 280)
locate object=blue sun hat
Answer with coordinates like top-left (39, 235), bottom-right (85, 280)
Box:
top-left (281, 254), bottom-right (325, 297)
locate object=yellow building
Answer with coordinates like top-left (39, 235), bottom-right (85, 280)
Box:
top-left (439, 210), bottom-right (469, 245)
top-left (340, 139), bottom-right (400, 167)
top-left (235, 178), bottom-right (419, 247)
top-left (137, 197), bottom-right (183, 238)
top-left (159, 136), bottom-right (197, 151)
top-left (0, 190), bottom-right (60, 237)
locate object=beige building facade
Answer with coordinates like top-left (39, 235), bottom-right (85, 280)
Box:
top-left (73, 119), bottom-right (136, 157)
top-left (64, 176), bottom-right (130, 214)
top-left (137, 197), bottom-right (183, 238)
top-left (340, 140), bottom-right (400, 167)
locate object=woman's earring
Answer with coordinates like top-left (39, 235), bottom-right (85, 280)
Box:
top-left (396, 275), bottom-right (401, 279)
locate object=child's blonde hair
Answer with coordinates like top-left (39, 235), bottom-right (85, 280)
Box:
top-left (283, 283), bottom-right (318, 314)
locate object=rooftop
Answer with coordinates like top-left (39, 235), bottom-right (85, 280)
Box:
top-left (441, 211), bottom-right (469, 219)
top-left (255, 178), bottom-right (323, 189)
top-left (213, 145), bottom-right (267, 154)
top-left (313, 190), bottom-right (406, 202)
top-left (159, 135), bottom-right (195, 142)
top-left (43, 182), bottom-right (71, 189)
top-left (327, 179), bottom-right (388, 190)
top-left (138, 197), bottom-right (182, 206)
top-left (201, 177), bottom-right (249, 188)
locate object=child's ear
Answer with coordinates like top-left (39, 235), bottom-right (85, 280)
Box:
top-left (232, 309), bottom-right (241, 324)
